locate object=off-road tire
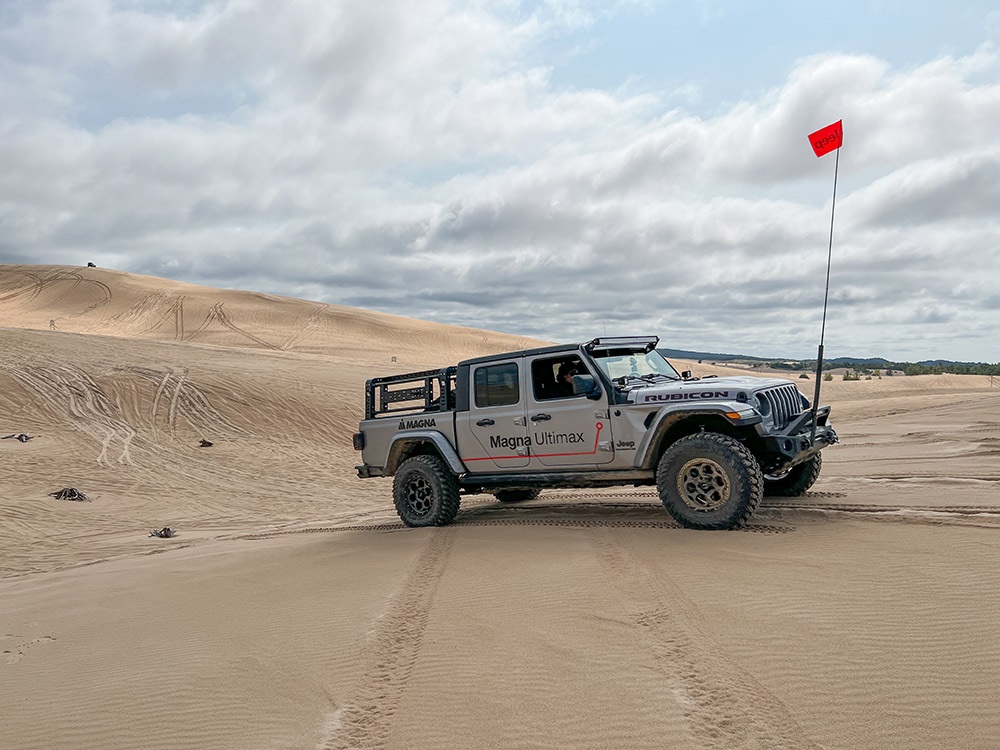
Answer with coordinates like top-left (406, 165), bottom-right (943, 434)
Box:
top-left (764, 454), bottom-right (822, 497)
top-left (656, 432), bottom-right (764, 530)
top-left (493, 488), bottom-right (542, 503)
top-left (393, 455), bottom-right (461, 527)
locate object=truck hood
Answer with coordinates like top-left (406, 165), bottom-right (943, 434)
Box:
top-left (626, 376), bottom-right (798, 405)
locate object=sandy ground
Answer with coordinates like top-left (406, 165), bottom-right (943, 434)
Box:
top-left (2, 264), bottom-right (999, 749)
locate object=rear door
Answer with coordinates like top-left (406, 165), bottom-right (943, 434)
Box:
top-left (524, 352), bottom-right (614, 468)
top-left (454, 358), bottom-right (531, 471)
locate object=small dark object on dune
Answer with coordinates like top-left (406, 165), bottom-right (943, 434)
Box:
top-left (87, 262), bottom-right (96, 267)
top-left (2, 433), bottom-right (34, 443)
top-left (149, 527), bottom-right (176, 538)
top-left (49, 487), bottom-right (89, 502)
top-left (198, 439), bottom-right (214, 447)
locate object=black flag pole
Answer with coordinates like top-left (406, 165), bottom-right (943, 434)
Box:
top-left (811, 141), bottom-right (841, 443)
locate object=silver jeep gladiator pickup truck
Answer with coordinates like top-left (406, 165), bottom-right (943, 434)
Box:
top-left (354, 336), bottom-right (837, 530)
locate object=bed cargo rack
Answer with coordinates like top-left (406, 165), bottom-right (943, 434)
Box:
top-left (364, 367), bottom-right (458, 420)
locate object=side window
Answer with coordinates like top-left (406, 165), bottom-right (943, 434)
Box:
top-left (474, 363), bottom-right (520, 408)
top-left (532, 356), bottom-right (585, 400)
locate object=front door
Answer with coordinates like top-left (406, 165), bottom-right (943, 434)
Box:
top-left (525, 353), bottom-right (614, 468)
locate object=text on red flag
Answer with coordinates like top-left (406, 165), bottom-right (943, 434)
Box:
top-left (808, 120), bottom-right (843, 157)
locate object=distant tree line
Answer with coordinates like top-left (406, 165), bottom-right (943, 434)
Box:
top-left (767, 361), bottom-right (1000, 376)
top-left (895, 362), bottom-right (1000, 376)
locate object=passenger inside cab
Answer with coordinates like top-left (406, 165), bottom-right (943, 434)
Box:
top-left (532, 356), bottom-right (585, 400)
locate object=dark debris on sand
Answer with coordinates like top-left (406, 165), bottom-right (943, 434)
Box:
top-left (49, 487), bottom-right (90, 502)
top-left (2, 433), bottom-right (35, 443)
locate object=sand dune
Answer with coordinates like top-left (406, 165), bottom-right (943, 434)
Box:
top-left (2, 264), bottom-right (999, 749)
top-left (0, 264), bottom-right (544, 361)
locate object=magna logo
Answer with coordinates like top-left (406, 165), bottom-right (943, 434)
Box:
top-left (490, 434), bottom-right (531, 450)
top-left (641, 391), bottom-right (731, 403)
top-left (398, 418), bottom-right (437, 430)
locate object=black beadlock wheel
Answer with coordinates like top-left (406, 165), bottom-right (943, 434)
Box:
top-left (656, 432), bottom-right (764, 530)
top-left (493, 488), bottom-right (542, 503)
top-left (764, 453), bottom-right (822, 497)
top-left (392, 455), bottom-right (461, 527)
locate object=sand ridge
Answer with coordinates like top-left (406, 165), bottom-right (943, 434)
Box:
top-left (2, 264), bottom-right (1000, 749)
top-left (0, 264), bottom-right (544, 361)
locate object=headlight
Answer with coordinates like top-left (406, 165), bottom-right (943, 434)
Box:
top-left (755, 393), bottom-right (771, 418)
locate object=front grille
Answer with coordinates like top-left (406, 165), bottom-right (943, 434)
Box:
top-left (757, 384), bottom-right (803, 430)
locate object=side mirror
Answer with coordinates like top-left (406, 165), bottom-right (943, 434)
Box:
top-left (681, 370), bottom-right (693, 380)
top-left (572, 374), bottom-right (602, 400)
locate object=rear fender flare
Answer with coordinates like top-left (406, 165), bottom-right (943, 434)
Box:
top-left (386, 431), bottom-right (466, 476)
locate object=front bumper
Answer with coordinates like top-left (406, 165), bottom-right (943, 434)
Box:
top-left (760, 407), bottom-right (838, 472)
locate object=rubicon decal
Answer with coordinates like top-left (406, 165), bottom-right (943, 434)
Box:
top-left (640, 391), bottom-right (731, 403)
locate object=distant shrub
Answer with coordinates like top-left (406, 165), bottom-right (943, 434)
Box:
top-left (799, 372), bottom-right (809, 379)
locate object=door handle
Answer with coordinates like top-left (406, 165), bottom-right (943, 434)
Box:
top-left (530, 413), bottom-right (551, 422)
top-left (476, 418), bottom-right (495, 426)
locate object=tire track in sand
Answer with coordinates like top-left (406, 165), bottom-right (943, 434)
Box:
top-left (322, 529), bottom-right (456, 750)
top-left (5, 364), bottom-right (137, 466)
top-left (110, 365), bottom-right (248, 442)
top-left (587, 530), bottom-right (822, 750)
top-left (279, 301), bottom-right (328, 351)
top-left (0, 270), bottom-right (43, 303)
top-left (184, 301), bottom-right (281, 350)
top-left (241, 518), bottom-right (793, 538)
top-left (0, 269), bottom-right (111, 312)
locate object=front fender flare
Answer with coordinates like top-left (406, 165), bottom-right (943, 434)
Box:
top-left (634, 402), bottom-right (761, 469)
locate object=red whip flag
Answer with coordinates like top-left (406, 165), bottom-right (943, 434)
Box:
top-left (808, 120), bottom-right (843, 157)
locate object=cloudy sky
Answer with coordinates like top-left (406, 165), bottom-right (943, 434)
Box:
top-left (2, 1), bottom-right (999, 362)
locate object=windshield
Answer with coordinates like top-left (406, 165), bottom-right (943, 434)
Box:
top-left (591, 349), bottom-right (681, 385)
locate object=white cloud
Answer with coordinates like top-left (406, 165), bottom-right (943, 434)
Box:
top-left (1, 0), bottom-right (998, 362)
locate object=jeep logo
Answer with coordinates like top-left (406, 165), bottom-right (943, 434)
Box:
top-left (615, 440), bottom-right (635, 450)
top-left (398, 418), bottom-right (436, 430)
